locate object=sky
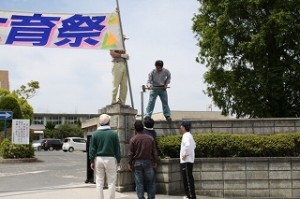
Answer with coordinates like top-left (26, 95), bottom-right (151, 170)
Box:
top-left (0, 0), bottom-right (217, 115)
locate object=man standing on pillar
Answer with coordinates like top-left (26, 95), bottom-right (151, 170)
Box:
top-left (110, 49), bottom-right (129, 106)
top-left (145, 60), bottom-right (172, 121)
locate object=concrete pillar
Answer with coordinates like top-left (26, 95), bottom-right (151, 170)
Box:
top-left (98, 104), bottom-right (137, 192)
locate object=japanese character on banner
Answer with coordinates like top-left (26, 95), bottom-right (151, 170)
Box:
top-left (0, 10), bottom-right (123, 50)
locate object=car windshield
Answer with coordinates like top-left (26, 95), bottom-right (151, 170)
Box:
top-left (74, 138), bottom-right (86, 143)
top-left (33, 139), bottom-right (44, 143)
top-left (64, 138), bottom-right (70, 143)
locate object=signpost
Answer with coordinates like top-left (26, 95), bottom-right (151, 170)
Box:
top-left (0, 111), bottom-right (13, 139)
top-left (12, 119), bottom-right (30, 144)
top-left (0, 111), bottom-right (12, 120)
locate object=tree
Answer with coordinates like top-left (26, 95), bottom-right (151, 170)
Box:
top-left (0, 96), bottom-right (23, 119)
top-left (14, 80), bottom-right (40, 100)
top-left (0, 80), bottom-right (39, 121)
top-left (45, 121), bottom-right (56, 130)
top-left (44, 123), bottom-right (84, 139)
top-left (192, 0), bottom-right (300, 118)
top-left (43, 122), bottom-right (57, 138)
top-left (56, 123), bottom-right (84, 138)
top-left (0, 96), bottom-right (23, 138)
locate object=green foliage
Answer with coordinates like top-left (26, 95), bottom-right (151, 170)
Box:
top-left (156, 135), bottom-right (181, 158)
top-left (157, 133), bottom-right (300, 158)
top-left (193, 0), bottom-right (300, 118)
top-left (0, 88), bottom-right (10, 96)
top-left (0, 96), bottom-right (23, 118)
top-left (44, 123), bottom-right (84, 139)
top-left (43, 129), bottom-right (58, 138)
top-left (0, 82), bottom-right (37, 122)
top-left (0, 96), bottom-right (23, 131)
top-left (17, 99), bottom-right (34, 121)
top-left (0, 139), bottom-right (34, 159)
top-left (45, 121), bottom-right (56, 130)
top-left (14, 80), bottom-right (40, 100)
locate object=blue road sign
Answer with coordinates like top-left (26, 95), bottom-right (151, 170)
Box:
top-left (0, 111), bottom-right (13, 120)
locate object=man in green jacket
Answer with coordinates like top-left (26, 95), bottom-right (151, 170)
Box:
top-left (89, 114), bottom-right (121, 199)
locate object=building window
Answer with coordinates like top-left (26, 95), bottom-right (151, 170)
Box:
top-left (33, 116), bottom-right (43, 125)
top-left (48, 116), bottom-right (62, 125)
top-left (65, 116), bottom-right (80, 124)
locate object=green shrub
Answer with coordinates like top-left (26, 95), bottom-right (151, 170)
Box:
top-left (0, 139), bottom-right (34, 159)
top-left (157, 133), bottom-right (300, 158)
top-left (157, 135), bottom-right (181, 158)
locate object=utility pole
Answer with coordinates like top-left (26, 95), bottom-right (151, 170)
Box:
top-left (115, 0), bottom-right (134, 108)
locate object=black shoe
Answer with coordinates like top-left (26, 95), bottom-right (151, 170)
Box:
top-left (165, 116), bottom-right (172, 121)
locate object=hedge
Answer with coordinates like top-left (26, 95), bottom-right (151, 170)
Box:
top-left (0, 139), bottom-right (34, 159)
top-left (157, 133), bottom-right (300, 158)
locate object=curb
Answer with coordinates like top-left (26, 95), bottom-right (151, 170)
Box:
top-left (0, 157), bottom-right (38, 163)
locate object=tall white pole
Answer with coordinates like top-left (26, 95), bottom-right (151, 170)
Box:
top-left (115, 0), bottom-right (134, 108)
top-left (141, 89), bottom-right (144, 122)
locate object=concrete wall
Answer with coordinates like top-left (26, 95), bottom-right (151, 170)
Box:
top-left (153, 118), bottom-right (300, 136)
top-left (157, 157), bottom-right (300, 198)
top-left (82, 114), bottom-right (300, 197)
top-left (153, 119), bottom-right (300, 197)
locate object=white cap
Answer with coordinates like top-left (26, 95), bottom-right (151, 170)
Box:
top-left (99, 114), bottom-right (111, 126)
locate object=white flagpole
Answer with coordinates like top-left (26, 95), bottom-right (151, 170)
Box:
top-left (115, 0), bottom-right (134, 108)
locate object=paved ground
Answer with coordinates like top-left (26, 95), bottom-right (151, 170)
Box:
top-left (0, 184), bottom-right (225, 199)
top-left (0, 153), bottom-right (225, 199)
top-left (1, 183), bottom-right (298, 199)
top-left (1, 154), bottom-right (294, 199)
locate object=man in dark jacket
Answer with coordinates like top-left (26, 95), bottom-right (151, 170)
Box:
top-left (143, 117), bottom-right (157, 139)
top-left (128, 120), bottom-right (158, 199)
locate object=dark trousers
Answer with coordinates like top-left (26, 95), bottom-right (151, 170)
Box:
top-left (181, 163), bottom-right (196, 199)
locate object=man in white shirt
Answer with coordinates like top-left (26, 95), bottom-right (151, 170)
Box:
top-left (179, 120), bottom-right (196, 199)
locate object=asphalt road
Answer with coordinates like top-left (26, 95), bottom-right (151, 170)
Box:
top-left (0, 150), bottom-right (88, 194)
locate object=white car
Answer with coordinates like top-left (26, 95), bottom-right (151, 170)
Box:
top-left (62, 137), bottom-right (86, 152)
top-left (32, 139), bottom-right (45, 151)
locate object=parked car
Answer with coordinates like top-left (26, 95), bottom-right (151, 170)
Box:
top-left (42, 138), bottom-right (63, 151)
top-left (32, 139), bottom-right (45, 151)
top-left (62, 137), bottom-right (86, 152)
